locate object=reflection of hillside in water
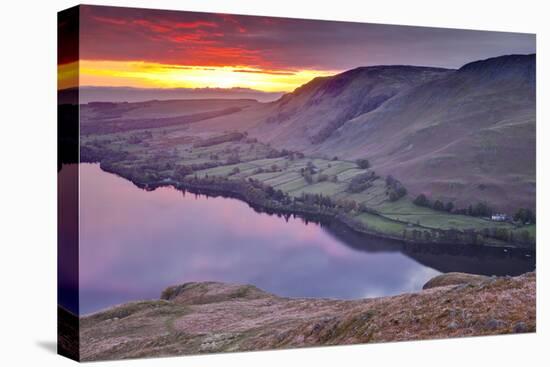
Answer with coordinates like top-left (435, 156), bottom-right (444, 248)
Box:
top-left (323, 220), bottom-right (535, 277)
top-left (180, 188), bottom-right (536, 278)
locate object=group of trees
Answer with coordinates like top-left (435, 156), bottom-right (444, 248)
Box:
top-left (514, 208), bottom-right (536, 224)
top-left (266, 148), bottom-right (290, 159)
top-left (252, 164), bottom-right (282, 175)
top-left (413, 194), bottom-right (455, 213)
top-left (455, 202), bottom-right (493, 217)
top-left (193, 131), bottom-right (246, 148)
top-left (414, 194), bottom-right (491, 217)
top-left (401, 226), bottom-right (533, 246)
top-left (295, 192), bottom-right (360, 214)
top-left (300, 161), bottom-right (317, 184)
top-left (347, 172), bottom-right (377, 193)
top-left (385, 175), bottom-right (407, 201)
top-left (286, 150), bottom-right (306, 161)
top-left (174, 162), bottom-right (221, 180)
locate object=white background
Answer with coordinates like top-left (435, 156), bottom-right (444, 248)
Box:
top-left (0, 0), bottom-right (547, 365)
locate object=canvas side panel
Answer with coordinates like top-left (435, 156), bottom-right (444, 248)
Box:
top-left (57, 5), bottom-right (80, 362)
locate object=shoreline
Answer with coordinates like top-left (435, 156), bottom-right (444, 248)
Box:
top-left (93, 161), bottom-right (536, 251)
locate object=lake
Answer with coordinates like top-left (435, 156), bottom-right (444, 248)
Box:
top-left (63, 163), bottom-right (535, 314)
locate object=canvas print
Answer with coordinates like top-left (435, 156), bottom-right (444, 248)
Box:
top-left (58, 5), bottom-right (536, 362)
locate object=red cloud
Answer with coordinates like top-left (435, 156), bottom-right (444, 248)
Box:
top-left (92, 15), bottom-right (128, 26)
top-left (173, 21), bottom-right (218, 29)
top-left (132, 19), bottom-right (171, 33)
top-left (78, 4), bottom-right (533, 73)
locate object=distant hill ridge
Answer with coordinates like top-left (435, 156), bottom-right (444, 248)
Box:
top-left (59, 86), bottom-right (285, 104)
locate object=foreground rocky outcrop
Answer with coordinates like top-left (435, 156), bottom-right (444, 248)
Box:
top-left (422, 272), bottom-right (490, 289)
top-left (78, 272), bottom-right (535, 361)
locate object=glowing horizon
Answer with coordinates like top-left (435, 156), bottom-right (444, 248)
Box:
top-left (58, 60), bottom-right (338, 92)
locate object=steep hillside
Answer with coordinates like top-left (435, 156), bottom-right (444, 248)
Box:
top-left (314, 54), bottom-right (535, 212)
top-left (250, 65), bottom-right (451, 148)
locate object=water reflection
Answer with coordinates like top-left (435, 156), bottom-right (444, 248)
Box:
top-left (73, 163), bottom-right (534, 315)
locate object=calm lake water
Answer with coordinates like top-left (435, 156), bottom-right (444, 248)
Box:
top-left (67, 163), bottom-right (534, 314)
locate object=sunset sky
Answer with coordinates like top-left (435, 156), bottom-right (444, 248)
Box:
top-left (58, 5), bottom-right (535, 92)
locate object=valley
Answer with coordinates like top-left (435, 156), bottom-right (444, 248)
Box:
top-left (77, 54), bottom-right (536, 249)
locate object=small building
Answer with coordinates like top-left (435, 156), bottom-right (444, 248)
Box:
top-left (491, 213), bottom-right (507, 221)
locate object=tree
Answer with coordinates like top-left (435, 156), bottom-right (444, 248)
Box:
top-left (385, 175), bottom-right (407, 201)
top-left (514, 208), bottom-right (536, 224)
top-left (304, 171), bottom-right (313, 184)
top-left (347, 172), bottom-right (374, 193)
top-left (356, 158), bottom-right (370, 169)
top-left (175, 165), bottom-right (194, 180)
top-left (433, 200), bottom-right (445, 211)
top-left (413, 194), bottom-right (430, 207)
top-left (445, 202), bottom-right (454, 213)
top-left (472, 202), bottom-right (492, 217)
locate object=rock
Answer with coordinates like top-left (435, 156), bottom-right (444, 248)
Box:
top-left (513, 322), bottom-right (529, 333)
top-left (485, 319), bottom-right (506, 330)
top-left (448, 321), bottom-right (459, 330)
top-left (423, 272), bottom-right (489, 290)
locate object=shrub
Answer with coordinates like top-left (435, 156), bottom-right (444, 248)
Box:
top-left (413, 194), bottom-right (430, 207)
top-left (226, 153), bottom-right (241, 165)
top-left (175, 165), bottom-right (194, 179)
top-left (356, 158), bottom-right (370, 169)
top-left (317, 174), bottom-right (329, 182)
top-left (347, 172), bottom-right (375, 193)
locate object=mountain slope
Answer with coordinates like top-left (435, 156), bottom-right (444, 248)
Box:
top-left (314, 54), bottom-right (535, 212)
top-left (250, 65), bottom-right (452, 148)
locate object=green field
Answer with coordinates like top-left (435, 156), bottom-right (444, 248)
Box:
top-left (373, 199), bottom-right (516, 231)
